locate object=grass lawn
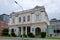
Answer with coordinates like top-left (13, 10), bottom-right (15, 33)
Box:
top-left (23, 38), bottom-right (60, 40)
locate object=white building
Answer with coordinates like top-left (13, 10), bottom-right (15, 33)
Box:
top-left (49, 18), bottom-right (60, 37)
top-left (8, 6), bottom-right (49, 36)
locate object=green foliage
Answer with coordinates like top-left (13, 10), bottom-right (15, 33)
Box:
top-left (27, 32), bottom-right (35, 38)
top-left (23, 33), bottom-right (27, 37)
top-left (41, 32), bottom-right (46, 38)
top-left (2, 28), bottom-right (8, 36)
top-left (11, 32), bottom-right (16, 37)
top-left (18, 34), bottom-right (22, 37)
top-left (8, 34), bottom-right (10, 37)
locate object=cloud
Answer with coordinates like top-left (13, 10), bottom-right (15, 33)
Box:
top-left (44, 0), bottom-right (60, 19)
top-left (0, 0), bottom-right (60, 19)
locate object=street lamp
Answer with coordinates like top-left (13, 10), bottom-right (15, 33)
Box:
top-left (14, 1), bottom-right (24, 40)
top-left (14, 1), bottom-right (23, 11)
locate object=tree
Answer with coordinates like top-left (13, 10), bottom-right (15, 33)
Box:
top-left (41, 32), bottom-right (46, 38)
top-left (2, 28), bottom-right (8, 36)
top-left (27, 32), bottom-right (35, 38)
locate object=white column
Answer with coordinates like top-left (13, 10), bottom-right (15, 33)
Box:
top-left (16, 28), bottom-right (19, 35)
top-left (21, 27), bottom-right (23, 35)
top-left (26, 27), bottom-right (27, 35)
top-left (9, 28), bottom-right (11, 35)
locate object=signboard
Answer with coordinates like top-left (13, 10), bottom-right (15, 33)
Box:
top-left (14, 29), bottom-right (16, 32)
top-left (32, 28), bottom-right (34, 32)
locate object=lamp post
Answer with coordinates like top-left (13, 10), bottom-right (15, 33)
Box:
top-left (14, 1), bottom-right (24, 40)
top-left (14, 1), bottom-right (23, 11)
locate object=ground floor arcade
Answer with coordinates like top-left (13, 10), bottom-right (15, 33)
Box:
top-left (8, 23), bottom-right (47, 36)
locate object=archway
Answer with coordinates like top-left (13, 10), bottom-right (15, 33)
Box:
top-left (27, 26), bottom-right (30, 34)
top-left (11, 29), bottom-right (14, 33)
top-left (35, 27), bottom-right (41, 35)
top-left (18, 27), bottom-right (21, 34)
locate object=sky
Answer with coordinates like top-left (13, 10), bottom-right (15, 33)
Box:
top-left (0, 0), bottom-right (60, 20)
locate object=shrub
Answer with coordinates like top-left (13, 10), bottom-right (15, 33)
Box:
top-left (23, 33), bottom-right (27, 37)
top-left (2, 28), bottom-right (8, 36)
top-left (19, 34), bottom-right (22, 37)
top-left (27, 32), bottom-right (35, 38)
top-left (41, 32), bottom-right (46, 38)
top-left (11, 32), bottom-right (16, 37)
top-left (8, 34), bottom-right (10, 37)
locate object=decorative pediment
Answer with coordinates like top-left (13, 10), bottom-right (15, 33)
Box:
top-left (35, 6), bottom-right (41, 8)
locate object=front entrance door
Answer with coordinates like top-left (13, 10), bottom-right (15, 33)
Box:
top-left (27, 26), bottom-right (30, 34)
top-left (35, 27), bottom-right (41, 35)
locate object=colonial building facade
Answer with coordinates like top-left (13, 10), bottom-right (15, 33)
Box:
top-left (8, 6), bottom-right (49, 36)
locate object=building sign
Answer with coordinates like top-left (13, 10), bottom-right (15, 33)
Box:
top-left (32, 28), bottom-right (34, 32)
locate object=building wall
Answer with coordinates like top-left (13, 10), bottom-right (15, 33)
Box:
top-left (49, 18), bottom-right (60, 36)
top-left (0, 14), bottom-right (10, 23)
top-left (0, 15), bottom-right (3, 21)
top-left (0, 21), bottom-right (8, 36)
top-left (3, 15), bottom-right (9, 23)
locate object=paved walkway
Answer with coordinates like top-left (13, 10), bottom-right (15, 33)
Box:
top-left (0, 38), bottom-right (60, 40)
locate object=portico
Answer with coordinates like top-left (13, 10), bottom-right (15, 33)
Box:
top-left (9, 26), bottom-right (33, 36)
top-left (9, 22), bottom-right (47, 36)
